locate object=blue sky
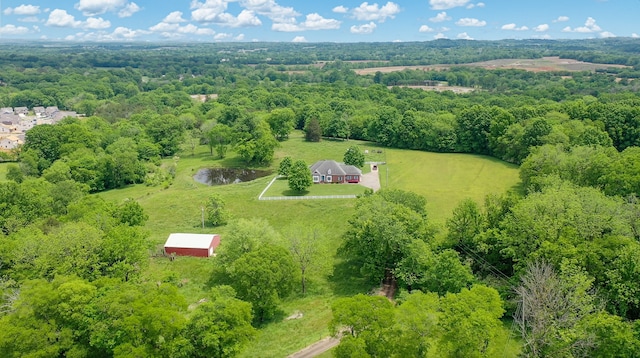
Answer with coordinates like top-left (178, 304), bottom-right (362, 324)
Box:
top-left (0, 0), bottom-right (638, 42)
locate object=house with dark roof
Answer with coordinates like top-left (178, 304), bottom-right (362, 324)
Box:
top-left (310, 160), bottom-right (362, 184)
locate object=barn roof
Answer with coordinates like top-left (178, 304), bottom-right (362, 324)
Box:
top-left (164, 233), bottom-right (218, 249)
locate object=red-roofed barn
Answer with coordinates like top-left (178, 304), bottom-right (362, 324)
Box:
top-left (164, 233), bottom-right (221, 258)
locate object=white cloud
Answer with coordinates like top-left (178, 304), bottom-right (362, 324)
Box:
top-left (534, 24), bottom-right (549, 32)
top-left (632, 33), bottom-right (639, 38)
top-left (239, 0), bottom-right (299, 24)
top-left (564, 17), bottom-right (602, 33)
top-left (333, 5), bottom-right (349, 13)
top-left (300, 13), bottom-right (341, 30)
top-left (214, 32), bottom-right (232, 40)
top-left (456, 18), bottom-right (486, 27)
top-left (112, 26), bottom-right (145, 39)
top-left (164, 11), bottom-right (187, 23)
top-left (179, 24), bottom-right (215, 35)
top-left (353, 2), bottom-right (400, 22)
top-left (0, 24), bottom-right (31, 35)
top-left (429, 12), bottom-right (450, 23)
top-left (434, 32), bottom-right (447, 39)
top-left (292, 36), bottom-right (307, 42)
top-left (501, 23), bottom-right (528, 31)
top-left (430, 0), bottom-right (470, 10)
top-left (4, 5), bottom-right (41, 16)
top-left (85, 17), bottom-right (111, 29)
top-left (235, 34), bottom-right (245, 40)
top-left (193, 8), bottom-right (262, 27)
top-left (118, 2), bottom-right (140, 18)
top-left (554, 16), bottom-right (569, 22)
top-left (46, 9), bottom-right (82, 27)
top-left (75, 0), bottom-right (129, 16)
top-left (350, 22), bottom-right (377, 34)
top-left (600, 31), bottom-right (615, 38)
top-left (457, 32), bottom-right (473, 40)
top-left (466, 2), bottom-right (485, 9)
top-left (419, 25), bottom-right (435, 32)
top-left (272, 13), bottom-right (340, 32)
top-left (18, 16), bottom-right (41, 23)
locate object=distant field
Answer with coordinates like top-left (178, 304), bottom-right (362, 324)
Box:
top-left (354, 56), bottom-right (630, 75)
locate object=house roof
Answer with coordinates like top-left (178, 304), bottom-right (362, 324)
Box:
top-left (310, 160), bottom-right (346, 176)
top-left (164, 233), bottom-right (219, 249)
top-left (310, 160), bottom-right (362, 176)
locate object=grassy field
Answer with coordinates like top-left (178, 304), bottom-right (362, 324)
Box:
top-left (0, 162), bottom-right (10, 181)
top-left (262, 176), bottom-right (368, 197)
top-left (95, 131), bottom-right (521, 357)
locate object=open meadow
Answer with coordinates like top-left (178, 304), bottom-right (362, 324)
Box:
top-left (95, 130), bottom-right (521, 356)
top-left (0, 162), bottom-right (9, 182)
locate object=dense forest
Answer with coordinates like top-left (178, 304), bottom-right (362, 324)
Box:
top-left (1, 38), bottom-right (640, 357)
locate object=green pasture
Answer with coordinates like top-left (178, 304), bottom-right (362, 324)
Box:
top-left (0, 162), bottom-right (8, 181)
top-left (384, 149), bottom-right (522, 225)
top-left (96, 131), bottom-right (521, 357)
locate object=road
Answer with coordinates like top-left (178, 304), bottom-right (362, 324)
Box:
top-left (287, 337), bottom-right (340, 358)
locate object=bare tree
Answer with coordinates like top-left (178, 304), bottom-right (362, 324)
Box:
top-left (285, 226), bottom-right (326, 295)
top-left (515, 261), bottom-right (598, 357)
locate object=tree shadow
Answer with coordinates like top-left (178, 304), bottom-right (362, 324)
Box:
top-left (329, 257), bottom-right (372, 297)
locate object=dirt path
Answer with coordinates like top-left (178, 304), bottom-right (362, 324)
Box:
top-left (360, 164), bottom-right (382, 191)
top-left (287, 337), bottom-right (340, 358)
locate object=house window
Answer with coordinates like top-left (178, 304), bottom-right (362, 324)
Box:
top-left (346, 175), bottom-right (351, 180)
top-left (326, 176), bottom-right (332, 182)
top-left (313, 175), bottom-right (320, 183)
top-left (338, 176), bottom-right (343, 182)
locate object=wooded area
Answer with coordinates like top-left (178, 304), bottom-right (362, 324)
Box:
top-left (1, 38), bottom-right (640, 357)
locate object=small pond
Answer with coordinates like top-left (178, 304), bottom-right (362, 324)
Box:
top-left (194, 168), bottom-right (272, 186)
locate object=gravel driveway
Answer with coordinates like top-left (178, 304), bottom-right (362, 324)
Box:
top-left (360, 164), bottom-right (381, 191)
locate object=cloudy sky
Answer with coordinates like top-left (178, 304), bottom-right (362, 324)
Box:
top-left (0, 0), bottom-right (638, 42)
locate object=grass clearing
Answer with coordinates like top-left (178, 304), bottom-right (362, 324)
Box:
top-left (384, 149), bottom-right (522, 225)
top-left (95, 131), bottom-right (522, 356)
top-left (0, 162), bottom-right (9, 181)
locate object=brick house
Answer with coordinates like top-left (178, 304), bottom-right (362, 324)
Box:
top-left (310, 160), bottom-right (362, 184)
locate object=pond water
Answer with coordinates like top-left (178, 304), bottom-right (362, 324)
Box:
top-left (193, 168), bottom-right (272, 186)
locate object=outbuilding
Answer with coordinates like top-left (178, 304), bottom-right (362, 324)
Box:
top-left (164, 233), bottom-right (221, 258)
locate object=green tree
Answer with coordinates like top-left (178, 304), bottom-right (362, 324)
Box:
top-left (227, 245), bottom-right (297, 323)
top-left (145, 114), bottom-right (186, 157)
top-left (439, 285), bottom-right (505, 357)
top-left (185, 286), bottom-right (256, 358)
top-left (115, 198), bottom-right (149, 226)
top-left (287, 159), bottom-right (312, 192)
top-left (278, 156), bottom-right (293, 177)
top-left (342, 192), bottom-right (434, 283)
top-left (206, 123), bottom-right (233, 158)
top-left (206, 193), bottom-right (230, 227)
top-left (343, 146), bottom-right (365, 168)
top-left (304, 117), bottom-right (322, 142)
top-left (330, 294), bottom-right (395, 357)
top-left (267, 108), bottom-right (295, 141)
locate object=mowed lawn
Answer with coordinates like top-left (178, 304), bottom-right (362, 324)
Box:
top-left (384, 149), bottom-right (521, 225)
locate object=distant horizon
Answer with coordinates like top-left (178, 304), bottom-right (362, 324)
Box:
top-left (0, 1), bottom-right (639, 43)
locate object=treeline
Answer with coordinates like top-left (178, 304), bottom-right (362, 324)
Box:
top-left (2, 38), bottom-right (639, 69)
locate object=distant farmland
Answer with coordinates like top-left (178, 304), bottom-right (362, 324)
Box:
top-left (353, 56), bottom-right (630, 75)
